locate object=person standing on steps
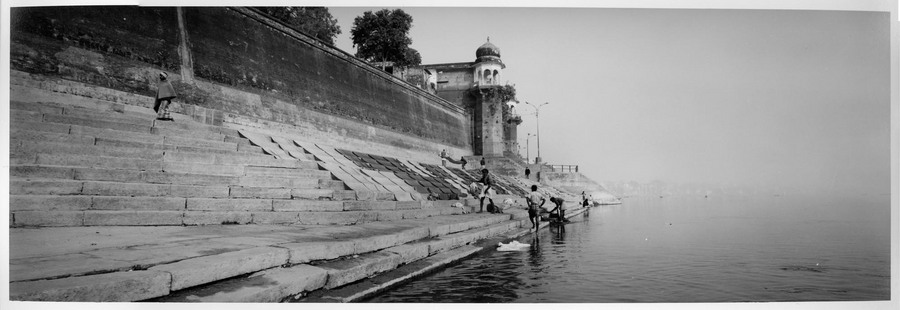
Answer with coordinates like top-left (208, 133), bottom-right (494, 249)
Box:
top-left (478, 168), bottom-right (496, 213)
top-left (526, 185), bottom-right (546, 230)
top-left (440, 149), bottom-right (448, 167)
top-left (480, 157), bottom-right (486, 169)
top-left (525, 167), bottom-right (531, 180)
top-left (154, 72), bottom-right (176, 121)
top-left (460, 156), bottom-right (468, 170)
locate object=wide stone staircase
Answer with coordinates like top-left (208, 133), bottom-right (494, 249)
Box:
top-left (7, 85), bottom-right (587, 302)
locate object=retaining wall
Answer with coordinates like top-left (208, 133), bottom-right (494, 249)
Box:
top-left (9, 6), bottom-right (471, 157)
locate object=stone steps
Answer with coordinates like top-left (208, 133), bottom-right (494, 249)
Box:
top-left (11, 100), bottom-right (241, 139)
top-left (133, 213), bottom-right (517, 302)
top-left (11, 164), bottom-right (329, 184)
top-left (9, 213), bottom-right (505, 293)
top-left (8, 189), bottom-right (470, 227)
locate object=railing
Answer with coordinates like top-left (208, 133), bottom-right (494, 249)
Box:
top-left (549, 165), bottom-right (579, 173)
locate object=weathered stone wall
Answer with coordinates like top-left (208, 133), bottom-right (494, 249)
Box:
top-left (9, 6), bottom-right (471, 152)
top-left (542, 171), bottom-right (611, 197)
top-left (10, 7), bottom-right (181, 97)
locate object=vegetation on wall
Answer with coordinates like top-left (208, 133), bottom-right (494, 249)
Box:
top-left (255, 7), bottom-right (342, 45)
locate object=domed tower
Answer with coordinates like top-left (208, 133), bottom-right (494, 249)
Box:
top-left (470, 37), bottom-right (516, 158)
top-left (474, 38), bottom-right (505, 86)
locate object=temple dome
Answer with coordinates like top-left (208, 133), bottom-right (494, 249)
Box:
top-left (476, 39), bottom-right (501, 59)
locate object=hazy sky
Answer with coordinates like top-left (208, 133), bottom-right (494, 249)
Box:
top-left (329, 7), bottom-right (890, 194)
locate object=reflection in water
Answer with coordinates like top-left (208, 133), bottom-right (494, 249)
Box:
top-left (368, 194), bottom-right (890, 303)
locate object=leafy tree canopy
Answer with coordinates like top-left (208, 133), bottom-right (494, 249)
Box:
top-left (256, 7), bottom-right (341, 45)
top-left (351, 9), bottom-right (421, 67)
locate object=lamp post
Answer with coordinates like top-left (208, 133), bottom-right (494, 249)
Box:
top-left (525, 133), bottom-right (534, 162)
top-left (526, 101), bottom-right (549, 164)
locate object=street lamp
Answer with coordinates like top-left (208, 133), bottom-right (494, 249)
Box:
top-left (525, 101), bottom-right (549, 164)
top-left (525, 133), bottom-right (534, 162)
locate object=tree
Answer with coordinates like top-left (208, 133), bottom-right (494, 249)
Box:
top-left (350, 9), bottom-right (421, 68)
top-left (256, 7), bottom-right (341, 45)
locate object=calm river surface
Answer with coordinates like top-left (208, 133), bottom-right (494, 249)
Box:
top-left (368, 194), bottom-right (891, 303)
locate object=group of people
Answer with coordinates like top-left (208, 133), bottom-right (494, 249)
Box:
top-left (525, 185), bottom-right (569, 230)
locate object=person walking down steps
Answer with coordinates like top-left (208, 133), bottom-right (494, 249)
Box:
top-left (154, 72), bottom-right (177, 121)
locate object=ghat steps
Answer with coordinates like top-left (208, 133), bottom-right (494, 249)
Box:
top-left (7, 83), bottom-right (584, 302)
top-left (8, 99), bottom-right (466, 227)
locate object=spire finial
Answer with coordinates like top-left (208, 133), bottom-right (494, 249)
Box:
top-left (487, 36), bottom-right (490, 43)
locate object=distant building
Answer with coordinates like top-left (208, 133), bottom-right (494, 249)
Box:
top-left (393, 38), bottom-right (520, 157)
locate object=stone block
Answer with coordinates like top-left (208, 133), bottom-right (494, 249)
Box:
top-left (148, 246), bottom-right (290, 291)
top-left (37, 154), bottom-right (163, 171)
top-left (354, 190), bottom-right (375, 201)
top-left (9, 270), bottom-right (171, 302)
top-left (427, 235), bottom-right (466, 255)
top-left (83, 211), bottom-right (184, 226)
top-left (295, 211), bottom-right (364, 225)
top-left (163, 151), bottom-right (216, 164)
top-left (187, 198), bottom-right (272, 211)
top-left (375, 211), bottom-right (404, 222)
top-left (395, 201), bottom-right (422, 210)
top-left (245, 166), bottom-right (329, 178)
top-left (393, 192), bottom-right (414, 202)
top-left (331, 190), bottom-right (357, 200)
top-left (74, 168), bottom-right (143, 183)
top-left (272, 200), bottom-right (343, 212)
top-left (11, 109), bottom-right (43, 122)
top-left (352, 234), bottom-right (400, 254)
top-left (448, 221), bottom-right (472, 234)
top-left (281, 241), bottom-right (356, 264)
top-left (152, 126), bottom-right (225, 143)
top-left (318, 252), bottom-right (401, 289)
top-left (45, 113), bottom-right (149, 132)
top-left (343, 201), bottom-right (396, 211)
top-left (82, 181), bottom-right (167, 197)
top-left (70, 125), bottom-right (164, 144)
top-left (216, 154), bottom-right (300, 168)
top-left (10, 129), bottom-right (95, 145)
top-left (382, 243), bottom-right (429, 264)
top-left (164, 162), bottom-right (243, 176)
top-left (318, 179), bottom-right (346, 190)
top-left (239, 175), bottom-right (318, 188)
top-left (290, 189), bottom-right (334, 200)
top-left (10, 101), bottom-right (65, 114)
top-left (168, 265), bottom-right (327, 303)
top-left (169, 184), bottom-right (230, 198)
top-left (91, 196), bottom-right (186, 211)
top-left (251, 211), bottom-right (299, 225)
top-left (142, 172), bottom-right (239, 186)
top-left (63, 107), bottom-right (152, 126)
top-left (375, 192), bottom-right (396, 201)
top-left (396, 226), bottom-right (431, 244)
top-left (230, 187), bottom-right (292, 199)
top-left (9, 195), bottom-right (92, 211)
top-left (429, 224), bottom-right (452, 237)
top-left (13, 211), bottom-right (84, 227)
top-left (164, 135), bottom-right (236, 151)
top-left (9, 165), bottom-right (75, 179)
top-left (184, 211), bottom-right (252, 225)
top-left (9, 180), bottom-right (83, 195)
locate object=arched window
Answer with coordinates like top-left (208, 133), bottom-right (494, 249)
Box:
top-left (483, 69), bottom-right (492, 84)
top-left (493, 70), bottom-right (499, 84)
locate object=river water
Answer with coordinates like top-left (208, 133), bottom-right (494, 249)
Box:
top-left (367, 194), bottom-right (891, 303)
